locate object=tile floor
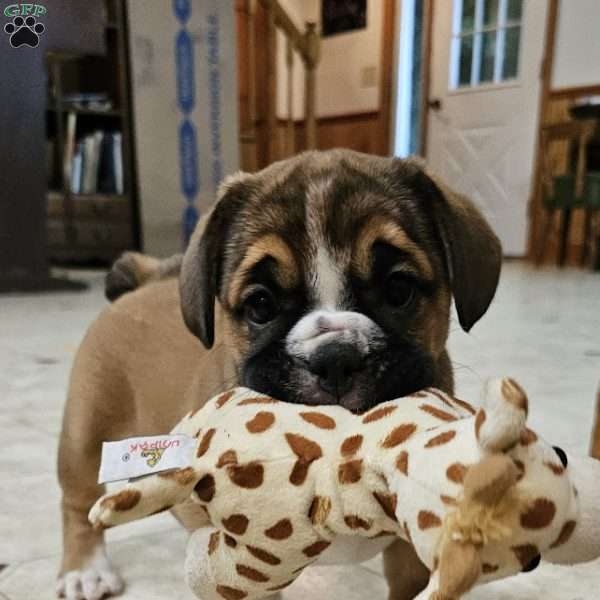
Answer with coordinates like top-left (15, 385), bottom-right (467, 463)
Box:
top-left (1, 262), bottom-right (599, 600)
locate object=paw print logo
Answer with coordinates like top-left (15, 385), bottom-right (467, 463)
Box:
top-left (4, 16), bottom-right (45, 48)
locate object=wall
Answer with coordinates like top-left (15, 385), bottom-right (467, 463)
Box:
top-left (276, 0), bottom-right (383, 119)
top-left (552, 0), bottom-right (600, 90)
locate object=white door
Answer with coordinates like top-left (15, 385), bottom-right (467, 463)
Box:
top-left (426, 0), bottom-right (547, 255)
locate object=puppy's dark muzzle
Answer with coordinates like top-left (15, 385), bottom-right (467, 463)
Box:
top-left (307, 342), bottom-right (364, 399)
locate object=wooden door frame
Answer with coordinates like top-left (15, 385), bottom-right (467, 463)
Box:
top-left (419, 0), bottom-right (434, 157)
top-left (387, 0), bottom-right (434, 158)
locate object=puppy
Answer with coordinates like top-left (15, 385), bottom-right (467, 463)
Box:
top-left (57, 149), bottom-right (501, 600)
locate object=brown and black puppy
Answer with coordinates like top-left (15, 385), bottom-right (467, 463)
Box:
top-left (57, 149), bottom-right (501, 600)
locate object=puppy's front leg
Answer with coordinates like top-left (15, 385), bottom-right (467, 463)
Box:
top-left (383, 539), bottom-right (429, 600)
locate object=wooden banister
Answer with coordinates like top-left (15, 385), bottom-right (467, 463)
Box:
top-left (241, 0), bottom-right (321, 167)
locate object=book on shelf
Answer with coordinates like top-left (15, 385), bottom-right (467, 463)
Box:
top-left (113, 132), bottom-right (123, 195)
top-left (62, 111), bottom-right (77, 187)
top-left (65, 129), bottom-right (124, 196)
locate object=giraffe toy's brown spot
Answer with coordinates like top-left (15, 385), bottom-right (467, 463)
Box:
top-left (424, 430), bottom-right (456, 448)
top-left (417, 510), bottom-right (442, 530)
top-left (550, 520), bottom-right (577, 548)
top-left (300, 411), bottom-right (336, 429)
top-left (362, 405), bottom-right (397, 423)
top-left (265, 518), bottom-right (293, 540)
top-left (452, 397), bottom-right (477, 415)
top-left (222, 514), bottom-right (249, 535)
top-left (217, 450), bottom-right (238, 468)
top-left (373, 492), bottom-right (398, 521)
top-left (419, 404), bottom-right (458, 422)
top-left (338, 459), bottom-right (363, 484)
top-left (238, 396), bottom-right (279, 406)
top-left (440, 494), bottom-right (457, 506)
top-left (446, 463), bottom-right (469, 484)
top-left (512, 544), bottom-right (540, 569)
top-left (429, 389), bottom-right (461, 408)
top-left (235, 564), bottom-right (270, 583)
top-left (194, 474), bottom-right (216, 502)
top-left (224, 534), bottom-right (237, 548)
top-left (302, 540), bottom-right (331, 557)
top-left (475, 409), bottom-right (486, 440)
top-left (520, 428), bottom-right (538, 446)
top-left (285, 433), bottom-right (323, 485)
top-left (340, 434), bottom-right (363, 457)
top-left (396, 451), bottom-right (409, 475)
top-left (381, 424), bottom-right (417, 448)
top-left (246, 546), bottom-right (281, 565)
top-left (544, 461), bottom-right (565, 476)
top-left (101, 489), bottom-right (141, 512)
top-left (227, 462), bottom-right (264, 489)
top-left (216, 390), bottom-right (236, 408)
top-left (216, 585), bottom-right (247, 600)
top-left (208, 531), bottom-right (220, 555)
top-left (521, 498), bottom-right (556, 529)
top-left (245, 412), bottom-right (275, 434)
top-left (197, 428), bottom-right (216, 457)
top-left (344, 515), bottom-right (372, 530)
top-left (482, 563), bottom-right (499, 574)
top-left (158, 466), bottom-right (195, 485)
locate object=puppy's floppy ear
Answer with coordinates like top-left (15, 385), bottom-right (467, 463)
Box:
top-left (408, 161), bottom-right (502, 332)
top-left (179, 177), bottom-right (248, 348)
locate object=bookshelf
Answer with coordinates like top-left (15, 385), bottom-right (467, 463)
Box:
top-left (45, 0), bottom-right (139, 265)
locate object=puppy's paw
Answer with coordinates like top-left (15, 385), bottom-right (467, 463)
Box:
top-left (57, 548), bottom-right (124, 600)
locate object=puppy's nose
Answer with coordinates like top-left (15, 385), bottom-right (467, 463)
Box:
top-left (308, 342), bottom-right (363, 399)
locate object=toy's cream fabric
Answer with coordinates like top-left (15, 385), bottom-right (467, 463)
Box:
top-left (90, 379), bottom-right (600, 600)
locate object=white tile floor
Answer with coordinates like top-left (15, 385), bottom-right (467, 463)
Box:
top-left (1, 262), bottom-right (599, 600)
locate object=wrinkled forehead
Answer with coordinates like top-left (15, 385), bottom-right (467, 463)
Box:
top-left (222, 159), bottom-right (441, 308)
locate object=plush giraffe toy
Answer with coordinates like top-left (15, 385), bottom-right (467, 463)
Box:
top-left (90, 379), bottom-right (600, 600)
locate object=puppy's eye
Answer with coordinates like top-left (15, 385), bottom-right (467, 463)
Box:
top-left (384, 272), bottom-right (415, 308)
top-left (243, 289), bottom-right (278, 325)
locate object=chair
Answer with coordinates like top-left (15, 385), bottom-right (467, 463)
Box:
top-left (536, 119), bottom-right (600, 266)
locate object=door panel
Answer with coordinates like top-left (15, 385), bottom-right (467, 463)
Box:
top-left (427, 0), bottom-right (547, 255)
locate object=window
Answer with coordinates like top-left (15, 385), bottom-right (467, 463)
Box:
top-left (451, 0), bottom-right (523, 89)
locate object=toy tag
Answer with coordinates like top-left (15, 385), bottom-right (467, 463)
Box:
top-left (98, 434), bottom-right (196, 483)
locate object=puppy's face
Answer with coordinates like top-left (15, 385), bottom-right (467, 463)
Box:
top-left (181, 150), bottom-right (501, 413)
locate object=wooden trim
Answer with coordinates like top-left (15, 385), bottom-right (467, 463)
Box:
top-left (379, 0), bottom-right (396, 155)
top-left (549, 83), bottom-right (600, 99)
top-left (276, 111), bottom-right (379, 127)
top-left (420, 0), bottom-right (434, 157)
top-left (526, 0), bottom-right (560, 260)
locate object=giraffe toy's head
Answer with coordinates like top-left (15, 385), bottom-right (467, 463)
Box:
top-left (90, 379), bottom-right (600, 600)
